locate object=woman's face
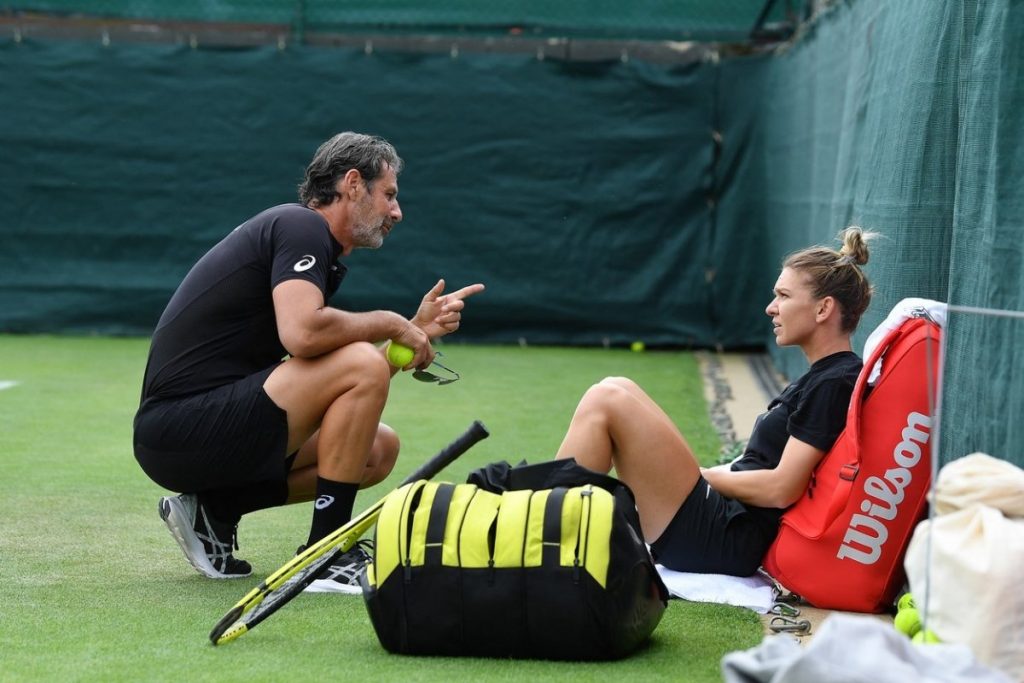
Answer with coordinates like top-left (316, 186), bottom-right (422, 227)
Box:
top-left (765, 267), bottom-right (820, 347)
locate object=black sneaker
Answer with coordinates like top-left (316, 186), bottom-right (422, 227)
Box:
top-left (158, 494), bottom-right (252, 579)
top-left (303, 539), bottom-right (373, 594)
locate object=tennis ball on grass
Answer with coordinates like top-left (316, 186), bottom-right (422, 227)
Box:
top-left (387, 342), bottom-right (415, 367)
top-left (630, 341), bottom-right (646, 352)
top-left (893, 607), bottom-right (922, 637)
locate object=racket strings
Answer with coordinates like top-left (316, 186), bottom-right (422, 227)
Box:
top-left (246, 549), bottom-right (340, 622)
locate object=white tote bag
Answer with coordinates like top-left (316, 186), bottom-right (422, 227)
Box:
top-left (904, 453), bottom-right (1024, 680)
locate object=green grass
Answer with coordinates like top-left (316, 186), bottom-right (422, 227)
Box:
top-left (0, 336), bottom-right (761, 682)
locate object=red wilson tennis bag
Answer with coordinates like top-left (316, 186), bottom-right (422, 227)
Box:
top-left (762, 315), bottom-right (940, 613)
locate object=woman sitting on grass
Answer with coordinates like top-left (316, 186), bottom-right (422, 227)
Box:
top-left (555, 227), bottom-right (875, 575)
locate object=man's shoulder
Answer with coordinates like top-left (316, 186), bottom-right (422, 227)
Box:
top-left (238, 203), bottom-right (331, 245)
top-left (249, 203), bottom-right (323, 227)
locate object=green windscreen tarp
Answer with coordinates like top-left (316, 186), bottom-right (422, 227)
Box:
top-left (0, 40), bottom-right (754, 347)
top-left (2, 0), bottom-right (1023, 465)
top-left (745, 0), bottom-right (1024, 467)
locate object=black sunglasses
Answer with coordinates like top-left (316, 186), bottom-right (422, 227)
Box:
top-left (412, 352), bottom-right (460, 386)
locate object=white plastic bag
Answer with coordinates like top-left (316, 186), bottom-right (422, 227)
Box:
top-left (931, 452), bottom-right (1024, 517)
top-left (904, 453), bottom-right (1024, 680)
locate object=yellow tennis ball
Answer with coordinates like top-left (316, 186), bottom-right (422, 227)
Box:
top-left (893, 607), bottom-right (922, 637)
top-left (630, 341), bottom-right (645, 352)
top-left (912, 628), bottom-right (941, 644)
top-left (387, 342), bottom-right (415, 367)
top-left (897, 593), bottom-right (915, 611)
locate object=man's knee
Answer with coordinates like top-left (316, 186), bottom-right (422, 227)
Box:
top-left (363, 423), bottom-right (400, 487)
top-left (266, 341), bottom-right (390, 405)
top-left (315, 342), bottom-right (391, 401)
top-left (375, 423), bottom-right (400, 462)
top-left (342, 342), bottom-right (391, 385)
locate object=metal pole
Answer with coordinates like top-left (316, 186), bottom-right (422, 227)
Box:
top-left (919, 303), bottom-right (1024, 636)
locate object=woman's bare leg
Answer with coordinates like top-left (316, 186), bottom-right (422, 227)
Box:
top-left (555, 377), bottom-right (702, 542)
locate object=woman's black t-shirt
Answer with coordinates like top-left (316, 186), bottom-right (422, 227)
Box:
top-left (731, 350), bottom-right (862, 529)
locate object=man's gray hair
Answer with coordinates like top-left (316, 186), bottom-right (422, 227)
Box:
top-left (298, 132), bottom-right (403, 207)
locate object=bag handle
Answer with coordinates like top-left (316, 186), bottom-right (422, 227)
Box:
top-left (818, 323), bottom-right (906, 526)
top-left (542, 488), bottom-right (568, 567)
top-left (846, 321), bottom-right (919, 452)
top-left (424, 484), bottom-right (456, 566)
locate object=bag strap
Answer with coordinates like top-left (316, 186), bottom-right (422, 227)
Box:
top-left (424, 483), bottom-right (456, 566)
top-left (847, 321), bottom-right (919, 451)
top-left (541, 487), bottom-right (568, 567)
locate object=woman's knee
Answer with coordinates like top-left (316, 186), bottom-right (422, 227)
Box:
top-left (599, 376), bottom-right (643, 395)
top-left (581, 377), bottom-right (635, 413)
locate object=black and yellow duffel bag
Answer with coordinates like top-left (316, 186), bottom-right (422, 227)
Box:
top-left (361, 459), bottom-right (668, 660)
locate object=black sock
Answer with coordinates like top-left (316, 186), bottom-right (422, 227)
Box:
top-left (306, 478), bottom-right (359, 547)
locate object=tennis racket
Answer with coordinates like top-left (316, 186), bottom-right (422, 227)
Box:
top-left (209, 420), bottom-right (490, 645)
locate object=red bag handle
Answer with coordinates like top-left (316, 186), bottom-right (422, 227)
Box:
top-left (847, 321), bottom-right (920, 450)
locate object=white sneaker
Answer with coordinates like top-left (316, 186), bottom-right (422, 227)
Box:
top-left (158, 494), bottom-right (251, 579)
top-left (304, 540), bottom-right (373, 594)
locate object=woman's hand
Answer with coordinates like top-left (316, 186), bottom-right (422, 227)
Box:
top-left (701, 438), bottom-right (825, 509)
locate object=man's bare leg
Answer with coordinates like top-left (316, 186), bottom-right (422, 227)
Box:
top-left (286, 424), bottom-right (400, 502)
top-left (263, 342), bottom-right (393, 544)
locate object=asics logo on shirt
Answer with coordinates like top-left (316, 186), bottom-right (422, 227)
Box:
top-left (294, 255), bottom-right (317, 272)
top-left (314, 495), bottom-right (335, 510)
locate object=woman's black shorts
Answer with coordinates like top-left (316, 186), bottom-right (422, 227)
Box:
top-left (649, 476), bottom-right (778, 576)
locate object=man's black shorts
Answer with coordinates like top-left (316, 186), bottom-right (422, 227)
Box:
top-left (133, 366), bottom-right (290, 493)
top-left (649, 476), bottom-right (777, 576)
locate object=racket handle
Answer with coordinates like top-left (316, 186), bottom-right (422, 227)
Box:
top-left (400, 420), bottom-right (489, 485)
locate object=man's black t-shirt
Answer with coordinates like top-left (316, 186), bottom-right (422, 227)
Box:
top-left (140, 204), bottom-right (345, 404)
top-left (731, 350), bottom-right (862, 527)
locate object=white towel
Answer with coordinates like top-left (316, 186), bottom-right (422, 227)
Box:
top-left (862, 297), bottom-right (946, 384)
top-left (656, 565), bottom-right (775, 613)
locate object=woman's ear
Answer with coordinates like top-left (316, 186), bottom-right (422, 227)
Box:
top-left (816, 296), bottom-right (837, 323)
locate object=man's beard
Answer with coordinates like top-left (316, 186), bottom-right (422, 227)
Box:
top-left (351, 198), bottom-right (387, 249)
top-left (352, 218), bottom-right (385, 249)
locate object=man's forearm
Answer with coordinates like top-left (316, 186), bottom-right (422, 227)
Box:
top-left (288, 307), bottom-right (406, 358)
